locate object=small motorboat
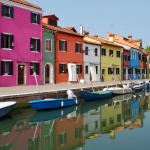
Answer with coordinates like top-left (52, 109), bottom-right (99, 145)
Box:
top-left (127, 82), bottom-right (144, 91)
top-left (80, 90), bottom-right (113, 101)
top-left (29, 90), bottom-right (80, 111)
top-left (0, 101), bottom-right (16, 118)
top-left (103, 84), bottom-right (132, 95)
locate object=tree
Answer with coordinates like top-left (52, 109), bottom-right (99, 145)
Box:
top-left (145, 46), bottom-right (150, 51)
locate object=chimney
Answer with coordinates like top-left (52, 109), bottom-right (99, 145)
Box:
top-left (128, 35), bottom-right (132, 40)
top-left (80, 25), bottom-right (83, 35)
top-left (94, 35), bottom-right (98, 38)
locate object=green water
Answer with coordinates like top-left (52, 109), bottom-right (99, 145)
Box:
top-left (0, 91), bottom-right (150, 150)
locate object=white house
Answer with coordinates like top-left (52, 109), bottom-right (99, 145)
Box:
top-left (83, 36), bottom-right (101, 82)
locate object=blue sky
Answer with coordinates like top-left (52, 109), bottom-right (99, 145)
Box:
top-left (27, 0), bottom-right (150, 48)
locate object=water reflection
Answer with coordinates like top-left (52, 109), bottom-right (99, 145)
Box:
top-left (0, 91), bottom-right (149, 150)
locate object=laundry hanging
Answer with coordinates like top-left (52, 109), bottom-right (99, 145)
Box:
top-left (68, 63), bottom-right (77, 81)
top-left (90, 65), bottom-right (97, 81)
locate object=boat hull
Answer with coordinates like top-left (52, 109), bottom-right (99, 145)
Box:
top-left (0, 102), bottom-right (16, 118)
top-left (80, 90), bottom-right (113, 101)
top-left (29, 98), bottom-right (80, 111)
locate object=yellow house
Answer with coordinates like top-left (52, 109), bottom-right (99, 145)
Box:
top-left (88, 35), bottom-right (123, 81)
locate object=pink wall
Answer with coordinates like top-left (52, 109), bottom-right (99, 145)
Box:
top-left (0, 2), bottom-right (42, 87)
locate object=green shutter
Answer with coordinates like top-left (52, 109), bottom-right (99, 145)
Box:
top-left (2, 5), bottom-right (5, 16)
top-left (9, 61), bottom-right (13, 75)
top-left (128, 55), bottom-right (130, 61)
top-left (128, 68), bottom-right (131, 74)
top-left (1, 61), bottom-right (4, 75)
top-left (65, 41), bottom-right (67, 51)
top-left (36, 63), bottom-right (39, 75)
top-left (30, 38), bottom-right (33, 51)
top-left (10, 7), bottom-right (14, 18)
top-left (37, 39), bottom-right (40, 52)
top-left (1, 33), bottom-right (4, 48)
top-left (30, 62), bottom-right (33, 75)
top-left (37, 14), bottom-right (40, 24)
top-left (31, 12), bottom-right (33, 23)
top-left (10, 35), bottom-right (14, 49)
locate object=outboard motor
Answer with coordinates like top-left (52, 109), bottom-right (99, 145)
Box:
top-left (67, 90), bottom-right (77, 99)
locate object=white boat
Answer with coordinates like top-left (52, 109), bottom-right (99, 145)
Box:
top-left (127, 82), bottom-right (144, 91)
top-left (0, 101), bottom-right (16, 118)
top-left (103, 85), bottom-right (132, 95)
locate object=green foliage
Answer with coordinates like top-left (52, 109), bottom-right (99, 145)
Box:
top-left (145, 46), bottom-right (150, 51)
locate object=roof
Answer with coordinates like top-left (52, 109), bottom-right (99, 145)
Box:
top-left (43, 14), bottom-right (59, 20)
top-left (84, 37), bottom-right (101, 46)
top-left (42, 23), bottom-right (84, 37)
top-left (8, 0), bottom-right (42, 10)
top-left (63, 27), bottom-right (77, 33)
top-left (87, 36), bottom-right (123, 48)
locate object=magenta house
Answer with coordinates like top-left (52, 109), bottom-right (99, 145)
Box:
top-left (0, 0), bottom-right (43, 87)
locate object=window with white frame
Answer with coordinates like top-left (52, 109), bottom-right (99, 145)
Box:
top-left (30, 38), bottom-right (40, 52)
top-left (76, 65), bottom-right (82, 74)
top-left (59, 40), bottom-right (67, 51)
top-left (75, 42), bottom-right (81, 53)
top-left (95, 48), bottom-right (98, 56)
top-left (1, 60), bottom-right (13, 75)
top-left (109, 50), bottom-right (113, 57)
top-left (85, 47), bottom-right (88, 55)
top-left (59, 64), bottom-right (67, 74)
top-left (85, 65), bottom-right (88, 74)
top-left (2, 4), bottom-right (14, 18)
top-left (75, 127), bottom-right (81, 139)
top-left (31, 12), bottom-right (40, 24)
top-left (30, 62), bottom-right (39, 75)
top-left (101, 48), bottom-right (106, 56)
top-left (46, 39), bottom-right (52, 51)
top-left (1, 33), bottom-right (14, 49)
top-left (116, 51), bottom-right (120, 57)
top-left (58, 131), bottom-right (66, 145)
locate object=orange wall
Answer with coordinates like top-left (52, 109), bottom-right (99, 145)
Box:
top-left (55, 32), bottom-right (84, 83)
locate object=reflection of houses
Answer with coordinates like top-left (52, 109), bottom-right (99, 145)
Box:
top-left (42, 15), bottom-right (84, 83)
top-left (54, 113), bottom-right (83, 150)
top-left (83, 106), bottom-right (101, 140)
top-left (100, 100), bottom-right (123, 133)
top-left (83, 36), bottom-right (101, 82)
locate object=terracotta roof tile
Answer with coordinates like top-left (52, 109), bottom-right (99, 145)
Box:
top-left (9, 0), bottom-right (42, 10)
top-left (42, 23), bottom-right (84, 37)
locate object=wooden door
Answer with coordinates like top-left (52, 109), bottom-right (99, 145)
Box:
top-left (45, 64), bottom-right (50, 84)
top-left (18, 65), bottom-right (24, 85)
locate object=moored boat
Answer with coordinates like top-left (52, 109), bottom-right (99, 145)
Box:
top-left (0, 101), bottom-right (16, 118)
top-left (80, 90), bottom-right (113, 101)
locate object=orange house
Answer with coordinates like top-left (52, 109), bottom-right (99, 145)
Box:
top-left (43, 15), bottom-right (84, 83)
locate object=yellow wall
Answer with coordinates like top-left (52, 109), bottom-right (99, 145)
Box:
top-left (101, 44), bottom-right (122, 81)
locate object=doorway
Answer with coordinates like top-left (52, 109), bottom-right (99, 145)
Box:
top-left (18, 65), bottom-right (25, 85)
top-left (45, 64), bottom-right (50, 84)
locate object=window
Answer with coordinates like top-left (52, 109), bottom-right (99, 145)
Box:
top-left (117, 114), bottom-right (121, 122)
top-left (95, 48), bottom-right (98, 56)
top-left (128, 55), bottom-right (130, 61)
top-left (28, 137), bottom-right (39, 150)
top-left (59, 64), bottom-right (67, 74)
top-left (116, 68), bottom-right (120, 74)
top-left (123, 68), bottom-right (126, 74)
top-left (101, 48), bottom-right (106, 56)
top-left (116, 51), bottom-right (120, 57)
top-left (75, 43), bottom-right (81, 53)
top-left (102, 119), bottom-right (106, 127)
top-left (95, 66), bottom-right (98, 74)
top-left (110, 116), bottom-right (114, 124)
top-left (2, 4), bottom-right (14, 18)
top-left (1, 61), bottom-right (13, 75)
top-left (85, 65), bottom-right (88, 74)
top-left (84, 124), bottom-right (88, 132)
top-left (44, 135), bottom-right (51, 148)
top-left (108, 67), bottom-right (112, 74)
top-left (1, 33), bottom-right (14, 49)
top-left (30, 62), bottom-right (39, 75)
top-left (30, 38), bottom-right (40, 52)
top-left (0, 144), bottom-right (11, 150)
top-left (31, 12), bottom-right (40, 24)
top-left (85, 47), bottom-right (88, 55)
top-left (109, 50), bottom-right (113, 57)
top-left (58, 131), bottom-right (66, 145)
top-left (139, 54), bottom-right (141, 60)
top-left (95, 121), bottom-right (98, 129)
top-left (59, 40), bottom-right (67, 51)
top-left (76, 65), bottom-right (82, 74)
top-left (75, 128), bottom-right (81, 139)
top-left (46, 39), bottom-right (52, 51)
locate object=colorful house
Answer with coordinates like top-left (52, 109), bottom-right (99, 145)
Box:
top-left (89, 35), bottom-right (122, 82)
top-left (83, 36), bottom-right (101, 82)
top-left (42, 15), bottom-right (84, 83)
top-left (42, 22), bottom-right (55, 84)
top-left (0, 0), bottom-right (43, 87)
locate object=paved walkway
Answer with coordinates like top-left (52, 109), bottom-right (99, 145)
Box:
top-left (0, 79), bottom-right (147, 98)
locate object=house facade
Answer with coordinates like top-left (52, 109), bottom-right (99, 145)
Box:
top-left (42, 15), bottom-right (84, 83)
top-left (0, 0), bottom-right (43, 87)
top-left (42, 26), bottom-right (55, 84)
top-left (83, 37), bottom-right (101, 82)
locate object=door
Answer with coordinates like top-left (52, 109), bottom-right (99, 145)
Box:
top-left (18, 65), bottom-right (25, 85)
top-left (45, 64), bottom-right (50, 84)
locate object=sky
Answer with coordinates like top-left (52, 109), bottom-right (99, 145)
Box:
top-left (27, 0), bottom-right (150, 48)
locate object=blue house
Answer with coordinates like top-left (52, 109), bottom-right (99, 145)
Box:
top-left (129, 49), bottom-right (139, 80)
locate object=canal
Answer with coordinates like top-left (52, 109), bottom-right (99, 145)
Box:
top-left (0, 91), bottom-right (150, 150)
